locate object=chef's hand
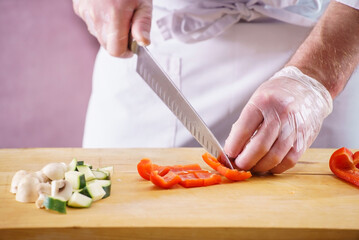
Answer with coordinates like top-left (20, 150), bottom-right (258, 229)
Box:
top-left (72, 0), bottom-right (152, 57)
top-left (224, 66), bottom-right (333, 174)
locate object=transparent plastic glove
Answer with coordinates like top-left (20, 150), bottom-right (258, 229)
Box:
top-left (73, 0), bottom-right (152, 57)
top-left (224, 66), bottom-right (333, 174)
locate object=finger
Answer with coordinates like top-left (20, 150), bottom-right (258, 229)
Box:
top-left (72, 0), bottom-right (80, 16)
top-left (77, 1), bottom-right (97, 37)
top-left (83, 9), bottom-right (97, 38)
top-left (270, 148), bottom-right (303, 174)
top-left (131, 1), bottom-right (152, 46)
top-left (252, 120), bottom-right (295, 172)
top-left (234, 112), bottom-right (281, 170)
top-left (270, 134), bottom-right (305, 174)
top-left (224, 103), bottom-right (263, 159)
top-left (106, 6), bottom-right (134, 57)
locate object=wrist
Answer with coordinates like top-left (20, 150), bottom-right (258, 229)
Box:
top-left (286, 1), bottom-right (359, 99)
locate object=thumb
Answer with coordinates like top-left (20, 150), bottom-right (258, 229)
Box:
top-left (131, 1), bottom-right (152, 46)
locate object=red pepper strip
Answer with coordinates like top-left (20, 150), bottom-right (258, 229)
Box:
top-left (137, 158), bottom-right (153, 180)
top-left (137, 159), bottom-right (172, 180)
top-left (138, 159), bottom-right (222, 188)
top-left (194, 171), bottom-right (222, 186)
top-left (153, 164), bottom-right (171, 176)
top-left (329, 147), bottom-right (359, 187)
top-left (175, 170), bottom-right (222, 188)
top-left (217, 165), bottom-right (252, 181)
top-left (150, 170), bottom-right (181, 189)
top-left (177, 172), bottom-right (204, 188)
top-left (202, 152), bottom-right (221, 170)
top-left (168, 164), bottom-right (202, 173)
top-left (353, 151), bottom-right (359, 168)
top-left (202, 153), bottom-right (252, 181)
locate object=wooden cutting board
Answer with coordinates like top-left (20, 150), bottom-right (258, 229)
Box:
top-left (0, 148), bottom-right (358, 240)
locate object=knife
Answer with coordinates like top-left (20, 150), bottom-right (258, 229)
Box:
top-left (129, 39), bottom-right (234, 169)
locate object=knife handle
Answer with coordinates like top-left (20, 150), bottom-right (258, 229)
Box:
top-left (128, 32), bottom-right (138, 54)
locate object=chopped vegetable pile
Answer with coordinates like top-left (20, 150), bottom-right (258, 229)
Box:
top-left (329, 147), bottom-right (359, 187)
top-left (137, 152), bottom-right (251, 189)
top-left (10, 158), bottom-right (113, 214)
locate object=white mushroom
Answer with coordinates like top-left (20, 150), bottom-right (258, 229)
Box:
top-left (15, 175), bottom-right (40, 203)
top-left (35, 182), bottom-right (51, 208)
top-left (41, 162), bottom-right (67, 180)
top-left (35, 193), bottom-right (46, 209)
top-left (37, 182), bottom-right (51, 195)
top-left (10, 170), bottom-right (28, 194)
top-left (34, 171), bottom-right (50, 183)
top-left (51, 179), bottom-right (72, 201)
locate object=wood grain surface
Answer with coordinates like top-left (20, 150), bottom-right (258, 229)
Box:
top-left (0, 148), bottom-right (358, 240)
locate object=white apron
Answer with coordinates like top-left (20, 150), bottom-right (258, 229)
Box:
top-left (83, 0), bottom-right (359, 149)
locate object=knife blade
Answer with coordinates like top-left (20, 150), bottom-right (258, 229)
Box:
top-left (129, 40), bottom-right (234, 169)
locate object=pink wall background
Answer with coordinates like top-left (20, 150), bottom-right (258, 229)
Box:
top-left (0, 0), bottom-right (99, 148)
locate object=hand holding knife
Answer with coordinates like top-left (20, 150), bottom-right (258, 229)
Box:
top-left (128, 36), bottom-right (234, 169)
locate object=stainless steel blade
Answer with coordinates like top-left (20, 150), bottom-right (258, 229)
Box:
top-left (131, 42), bottom-right (234, 169)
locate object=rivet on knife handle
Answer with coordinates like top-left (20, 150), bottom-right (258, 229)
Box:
top-left (128, 33), bottom-right (138, 54)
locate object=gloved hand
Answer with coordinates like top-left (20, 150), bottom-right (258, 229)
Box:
top-left (224, 66), bottom-right (333, 174)
top-left (72, 0), bottom-right (152, 57)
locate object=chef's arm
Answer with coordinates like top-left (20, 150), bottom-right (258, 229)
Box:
top-left (224, 1), bottom-right (359, 174)
top-left (286, 1), bottom-right (359, 99)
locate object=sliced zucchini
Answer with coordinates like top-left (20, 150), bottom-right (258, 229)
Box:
top-left (79, 182), bottom-right (106, 201)
top-left (65, 171), bottom-right (86, 190)
top-left (77, 161), bottom-right (84, 166)
top-left (94, 179), bottom-right (111, 198)
top-left (98, 166), bottom-right (113, 178)
top-left (77, 165), bottom-right (96, 181)
top-left (67, 192), bottom-right (92, 208)
top-left (85, 164), bottom-right (93, 169)
top-left (92, 170), bottom-right (108, 180)
top-left (43, 196), bottom-right (66, 214)
top-left (68, 158), bottom-right (78, 171)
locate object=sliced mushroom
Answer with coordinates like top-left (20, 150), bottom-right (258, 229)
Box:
top-left (34, 171), bottom-right (50, 183)
top-left (51, 179), bottom-right (72, 201)
top-left (41, 162), bottom-right (67, 180)
top-left (35, 193), bottom-right (46, 209)
top-left (10, 170), bottom-right (28, 194)
top-left (37, 182), bottom-right (51, 195)
top-left (15, 175), bottom-right (40, 203)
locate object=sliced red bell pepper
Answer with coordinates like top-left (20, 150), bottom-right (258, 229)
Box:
top-left (137, 159), bottom-right (222, 188)
top-left (177, 170), bottom-right (222, 188)
top-left (202, 152), bottom-right (221, 170)
top-left (168, 164), bottom-right (202, 173)
top-left (137, 159), bottom-right (171, 180)
top-left (178, 172), bottom-right (204, 188)
top-left (217, 165), bottom-right (252, 181)
top-left (202, 153), bottom-right (252, 181)
top-left (150, 170), bottom-right (181, 189)
top-left (194, 171), bottom-right (222, 186)
top-left (329, 147), bottom-right (359, 187)
top-left (137, 158), bottom-right (153, 180)
top-left (353, 151), bottom-right (359, 168)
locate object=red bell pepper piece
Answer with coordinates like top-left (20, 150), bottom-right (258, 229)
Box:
top-left (137, 159), bottom-right (172, 180)
top-left (329, 147), bottom-right (359, 187)
top-left (137, 159), bottom-right (222, 188)
top-left (353, 151), bottom-right (359, 168)
top-left (137, 158), bottom-right (153, 180)
top-left (217, 165), bottom-right (252, 181)
top-left (202, 152), bottom-right (221, 170)
top-left (150, 170), bottom-right (181, 189)
top-left (177, 170), bottom-right (222, 188)
top-left (178, 172), bottom-right (204, 188)
top-left (168, 164), bottom-right (202, 173)
top-left (202, 153), bottom-right (252, 181)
